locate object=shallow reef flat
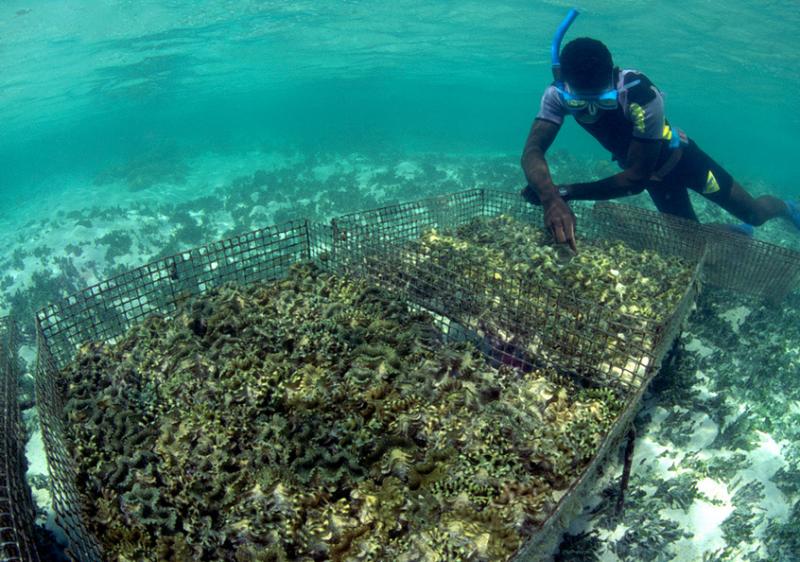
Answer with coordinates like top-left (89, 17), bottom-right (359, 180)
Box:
top-left (0, 151), bottom-right (525, 340)
top-left (4, 150), bottom-right (798, 559)
top-left (59, 263), bottom-right (623, 561)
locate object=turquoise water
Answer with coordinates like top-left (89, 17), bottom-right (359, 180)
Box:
top-left (2, 1), bottom-right (799, 208)
top-left (3, 2), bottom-right (800, 560)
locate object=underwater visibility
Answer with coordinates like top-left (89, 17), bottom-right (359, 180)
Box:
top-left (2, 2), bottom-right (800, 561)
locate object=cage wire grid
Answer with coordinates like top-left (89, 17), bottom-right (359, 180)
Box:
top-left (327, 190), bottom-right (710, 558)
top-left (323, 241), bottom-right (702, 560)
top-left (1, 316), bottom-right (41, 562)
top-left (30, 189), bottom-right (800, 560)
top-left (34, 221), bottom-right (315, 562)
top-left (588, 199), bottom-right (800, 303)
top-left (489, 190), bottom-right (794, 285)
top-left (332, 234), bottom-right (656, 389)
top-left (331, 189), bottom-right (707, 390)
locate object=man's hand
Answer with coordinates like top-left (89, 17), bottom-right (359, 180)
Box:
top-left (544, 198), bottom-right (577, 252)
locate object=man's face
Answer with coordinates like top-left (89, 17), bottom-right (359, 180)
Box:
top-left (563, 79), bottom-right (617, 124)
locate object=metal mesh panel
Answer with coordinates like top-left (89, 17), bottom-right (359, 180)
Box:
top-left (481, 191), bottom-right (800, 302)
top-left (589, 200), bottom-right (800, 302)
top-left (589, 201), bottom-right (708, 262)
top-left (510, 356), bottom-right (652, 561)
top-left (334, 237), bottom-right (662, 390)
top-left (33, 189), bottom-right (797, 560)
top-left (36, 220), bottom-right (312, 367)
top-left (481, 191), bottom-right (709, 262)
top-left (1, 317), bottom-right (41, 562)
top-left (308, 221), bottom-right (335, 269)
top-left (332, 189), bottom-right (484, 249)
top-left (34, 221), bottom-right (320, 562)
top-left (331, 189), bottom-right (703, 391)
top-left (701, 228), bottom-right (800, 303)
top-left (329, 189), bottom-right (704, 559)
top-left (34, 327), bottom-right (102, 562)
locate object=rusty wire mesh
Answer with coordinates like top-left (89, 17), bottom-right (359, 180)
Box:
top-left (1, 316), bottom-right (41, 562)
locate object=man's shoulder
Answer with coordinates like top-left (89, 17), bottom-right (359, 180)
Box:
top-left (620, 69), bottom-right (659, 106)
top-left (539, 82), bottom-right (566, 109)
top-left (541, 81), bottom-right (561, 97)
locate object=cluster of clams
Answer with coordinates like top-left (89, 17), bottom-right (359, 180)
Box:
top-left (393, 215), bottom-right (695, 387)
top-left (61, 263), bottom-right (623, 561)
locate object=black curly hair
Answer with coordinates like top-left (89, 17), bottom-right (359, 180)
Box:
top-left (559, 37), bottom-right (614, 91)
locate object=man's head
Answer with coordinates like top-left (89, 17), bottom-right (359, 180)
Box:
top-left (560, 37), bottom-right (614, 93)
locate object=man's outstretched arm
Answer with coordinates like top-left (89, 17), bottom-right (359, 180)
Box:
top-left (521, 119), bottom-right (577, 251)
top-left (565, 138), bottom-right (662, 201)
top-left (521, 118), bottom-right (560, 203)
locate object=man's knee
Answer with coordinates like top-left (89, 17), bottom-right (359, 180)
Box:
top-left (746, 210), bottom-right (768, 226)
top-left (723, 181), bottom-right (772, 225)
top-left (746, 197), bottom-right (779, 226)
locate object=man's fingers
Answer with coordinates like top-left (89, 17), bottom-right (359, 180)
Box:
top-left (567, 222), bottom-right (577, 253)
top-left (551, 217), bottom-right (577, 252)
top-left (552, 222), bottom-right (566, 244)
top-left (545, 201), bottom-right (577, 249)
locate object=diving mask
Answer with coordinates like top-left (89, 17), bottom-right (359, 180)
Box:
top-left (556, 82), bottom-right (618, 112)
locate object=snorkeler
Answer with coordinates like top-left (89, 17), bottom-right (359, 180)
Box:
top-left (521, 10), bottom-right (800, 251)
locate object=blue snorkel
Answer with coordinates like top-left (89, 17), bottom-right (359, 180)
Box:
top-left (551, 8), bottom-right (579, 83)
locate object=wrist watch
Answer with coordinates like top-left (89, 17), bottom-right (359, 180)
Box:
top-left (557, 186), bottom-right (569, 200)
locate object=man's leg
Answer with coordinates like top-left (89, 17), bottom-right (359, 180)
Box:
top-left (678, 141), bottom-right (792, 226)
top-left (645, 182), bottom-right (699, 221)
top-left (704, 181), bottom-right (789, 226)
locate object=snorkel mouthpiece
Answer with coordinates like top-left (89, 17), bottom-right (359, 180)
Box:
top-left (551, 8), bottom-right (579, 82)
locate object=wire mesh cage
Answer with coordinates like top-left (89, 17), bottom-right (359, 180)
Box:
top-left (701, 229), bottom-right (800, 303)
top-left (37, 220), bottom-right (314, 369)
top-left (323, 190), bottom-right (708, 558)
top-left (331, 189), bottom-right (704, 392)
top-left (35, 221), bottom-right (317, 562)
top-left (1, 316), bottom-right (41, 562)
top-left (34, 208), bottom-right (646, 560)
top-left (330, 188), bottom-right (800, 303)
top-left (32, 190), bottom-right (800, 561)
top-left (589, 200), bottom-right (800, 303)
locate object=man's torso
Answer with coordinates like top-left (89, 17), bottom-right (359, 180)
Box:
top-left (536, 68), bottom-right (681, 169)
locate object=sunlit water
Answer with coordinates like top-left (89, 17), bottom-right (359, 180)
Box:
top-left (2, 1), bottom-right (799, 209)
